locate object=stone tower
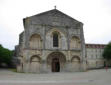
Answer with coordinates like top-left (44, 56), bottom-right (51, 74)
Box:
top-left (15, 9), bottom-right (87, 73)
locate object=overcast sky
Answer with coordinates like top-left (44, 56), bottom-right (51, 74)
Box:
top-left (0, 0), bottom-right (111, 50)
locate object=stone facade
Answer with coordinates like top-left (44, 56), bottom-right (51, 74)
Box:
top-left (86, 44), bottom-right (106, 69)
top-left (15, 9), bottom-right (87, 73)
top-left (15, 9), bottom-right (109, 73)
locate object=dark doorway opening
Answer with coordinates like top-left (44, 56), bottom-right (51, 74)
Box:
top-left (52, 58), bottom-right (60, 72)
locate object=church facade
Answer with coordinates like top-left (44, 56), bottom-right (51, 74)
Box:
top-left (15, 9), bottom-right (95, 73)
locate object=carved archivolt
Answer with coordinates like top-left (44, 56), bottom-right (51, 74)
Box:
top-left (71, 56), bottom-right (80, 62)
top-left (45, 28), bottom-right (67, 49)
top-left (47, 52), bottom-right (66, 69)
top-left (30, 55), bottom-right (41, 62)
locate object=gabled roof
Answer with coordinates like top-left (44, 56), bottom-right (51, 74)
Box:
top-left (26, 9), bottom-right (82, 27)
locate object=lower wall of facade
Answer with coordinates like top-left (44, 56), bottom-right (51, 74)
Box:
top-left (17, 49), bottom-right (87, 73)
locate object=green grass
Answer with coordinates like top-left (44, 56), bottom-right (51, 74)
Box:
top-left (9, 68), bottom-right (17, 72)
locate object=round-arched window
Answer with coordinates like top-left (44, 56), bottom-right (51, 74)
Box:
top-left (53, 33), bottom-right (59, 47)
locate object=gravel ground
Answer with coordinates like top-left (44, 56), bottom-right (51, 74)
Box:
top-left (0, 68), bottom-right (111, 85)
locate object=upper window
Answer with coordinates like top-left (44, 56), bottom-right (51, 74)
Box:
top-left (53, 33), bottom-right (59, 47)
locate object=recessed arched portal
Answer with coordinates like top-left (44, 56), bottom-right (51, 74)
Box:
top-left (52, 58), bottom-right (60, 72)
top-left (47, 52), bottom-right (66, 72)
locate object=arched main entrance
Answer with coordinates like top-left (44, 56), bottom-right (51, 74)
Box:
top-left (47, 52), bottom-right (66, 72)
top-left (52, 58), bottom-right (60, 72)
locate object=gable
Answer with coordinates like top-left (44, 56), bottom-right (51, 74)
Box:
top-left (25, 9), bottom-right (82, 27)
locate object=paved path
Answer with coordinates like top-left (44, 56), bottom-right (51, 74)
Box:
top-left (0, 68), bottom-right (111, 85)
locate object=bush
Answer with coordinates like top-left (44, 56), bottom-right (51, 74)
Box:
top-left (103, 42), bottom-right (111, 60)
top-left (0, 44), bottom-right (13, 67)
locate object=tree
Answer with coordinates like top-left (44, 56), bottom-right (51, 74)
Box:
top-left (103, 42), bottom-right (111, 60)
top-left (0, 44), bottom-right (13, 67)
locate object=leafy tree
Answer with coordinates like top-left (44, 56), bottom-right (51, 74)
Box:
top-left (0, 44), bottom-right (13, 67)
top-left (103, 42), bottom-right (111, 60)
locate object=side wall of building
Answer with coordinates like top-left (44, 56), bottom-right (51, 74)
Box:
top-left (86, 44), bottom-right (105, 69)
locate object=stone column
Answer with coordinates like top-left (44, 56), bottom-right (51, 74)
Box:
top-left (80, 23), bottom-right (87, 71)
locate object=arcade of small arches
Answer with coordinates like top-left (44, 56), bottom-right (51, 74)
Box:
top-left (18, 52), bottom-right (81, 73)
top-left (28, 29), bottom-right (81, 50)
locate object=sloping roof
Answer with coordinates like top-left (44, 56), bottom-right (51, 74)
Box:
top-left (86, 44), bottom-right (106, 49)
top-left (26, 9), bottom-right (82, 27)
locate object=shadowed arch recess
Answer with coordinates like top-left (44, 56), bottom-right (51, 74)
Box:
top-left (29, 34), bottom-right (42, 49)
top-left (71, 56), bottom-right (80, 71)
top-left (47, 52), bottom-right (66, 72)
top-left (70, 36), bottom-right (81, 49)
top-left (30, 55), bottom-right (41, 73)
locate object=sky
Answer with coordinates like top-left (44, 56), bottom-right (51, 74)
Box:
top-left (0, 0), bottom-right (111, 50)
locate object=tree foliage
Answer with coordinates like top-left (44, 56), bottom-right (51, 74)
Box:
top-left (103, 42), bottom-right (111, 60)
top-left (0, 44), bottom-right (13, 67)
